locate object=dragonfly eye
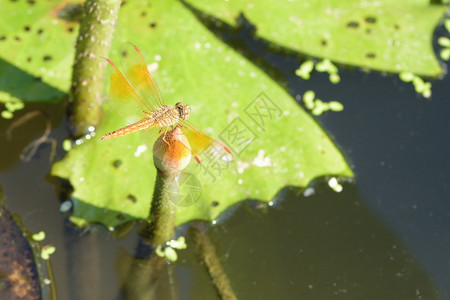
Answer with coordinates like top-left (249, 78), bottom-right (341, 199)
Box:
top-left (176, 102), bottom-right (190, 120)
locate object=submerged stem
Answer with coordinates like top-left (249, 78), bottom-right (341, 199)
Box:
top-left (192, 224), bottom-right (237, 300)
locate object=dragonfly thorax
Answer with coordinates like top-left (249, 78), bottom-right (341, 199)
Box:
top-left (150, 104), bottom-right (190, 128)
top-left (175, 102), bottom-right (190, 120)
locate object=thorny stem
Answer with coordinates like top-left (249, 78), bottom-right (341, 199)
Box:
top-left (122, 172), bottom-right (176, 299)
top-left (139, 170), bottom-right (178, 245)
top-left (124, 138), bottom-right (183, 298)
top-left (68, 0), bottom-right (121, 137)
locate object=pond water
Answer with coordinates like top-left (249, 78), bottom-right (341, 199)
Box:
top-left (0, 19), bottom-right (449, 300)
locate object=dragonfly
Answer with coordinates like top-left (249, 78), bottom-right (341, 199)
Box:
top-left (100, 43), bottom-right (232, 165)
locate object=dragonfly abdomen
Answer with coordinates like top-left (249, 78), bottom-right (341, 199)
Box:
top-left (101, 117), bottom-right (155, 140)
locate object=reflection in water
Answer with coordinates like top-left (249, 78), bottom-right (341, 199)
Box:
top-left (116, 239), bottom-right (177, 300)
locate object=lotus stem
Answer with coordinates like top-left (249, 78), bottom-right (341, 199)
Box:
top-left (68, 0), bottom-right (121, 137)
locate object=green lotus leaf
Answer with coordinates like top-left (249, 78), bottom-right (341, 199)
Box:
top-left (186, 0), bottom-right (447, 77)
top-left (51, 0), bottom-right (352, 228)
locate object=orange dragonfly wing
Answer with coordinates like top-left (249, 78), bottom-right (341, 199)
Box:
top-left (103, 56), bottom-right (153, 125)
top-left (177, 120), bottom-right (232, 164)
top-left (117, 43), bottom-right (165, 109)
top-left (104, 44), bottom-right (232, 166)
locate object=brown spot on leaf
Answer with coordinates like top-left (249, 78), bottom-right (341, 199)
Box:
top-left (112, 159), bottom-right (122, 168)
top-left (127, 194), bottom-right (137, 203)
top-left (55, 3), bottom-right (83, 23)
top-left (346, 21), bottom-right (359, 28)
top-left (365, 16), bottom-right (377, 24)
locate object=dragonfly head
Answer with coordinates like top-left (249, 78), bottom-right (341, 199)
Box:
top-left (175, 102), bottom-right (190, 120)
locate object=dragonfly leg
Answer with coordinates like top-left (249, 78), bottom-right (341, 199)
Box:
top-left (162, 126), bottom-right (170, 146)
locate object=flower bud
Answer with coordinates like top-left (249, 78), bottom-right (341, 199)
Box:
top-left (153, 126), bottom-right (192, 173)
